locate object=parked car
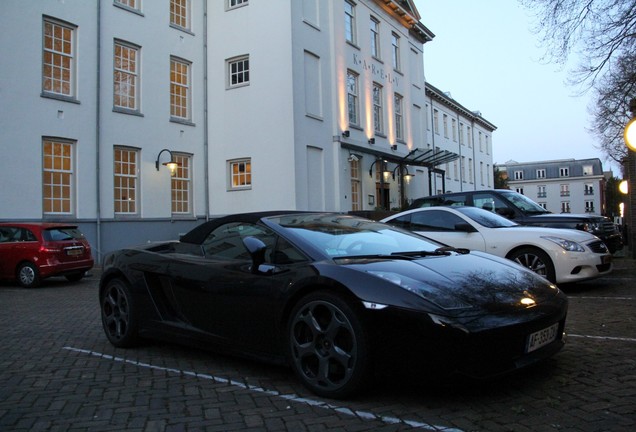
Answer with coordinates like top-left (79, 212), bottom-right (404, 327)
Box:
top-left (407, 189), bottom-right (623, 253)
top-left (0, 222), bottom-right (94, 288)
top-left (382, 206), bottom-right (612, 284)
top-left (100, 211), bottom-right (568, 399)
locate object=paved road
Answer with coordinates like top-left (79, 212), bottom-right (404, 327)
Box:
top-left (1, 259), bottom-right (635, 431)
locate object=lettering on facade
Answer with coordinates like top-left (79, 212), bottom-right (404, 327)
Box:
top-left (352, 53), bottom-right (399, 86)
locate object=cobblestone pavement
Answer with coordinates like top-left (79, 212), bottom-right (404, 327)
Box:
top-left (1, 258), bottom-right (635, 432)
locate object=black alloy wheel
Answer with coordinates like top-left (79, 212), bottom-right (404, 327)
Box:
top-left (288, 291), bottom-right (370, 399)
top-left (100, 278), bottom-right (139, 348)
top-left (17, 262), bottom-right (40, 288)
top-left (508, 247), bottom-right (556, 283)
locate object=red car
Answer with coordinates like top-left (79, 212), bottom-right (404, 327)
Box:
top-left (0, 223), bottom-right (94, 288)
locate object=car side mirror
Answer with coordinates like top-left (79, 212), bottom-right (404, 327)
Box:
top-left (242, 236), bottom-right (267, 274)
top-left (455, 223), bottom-right (477, 233)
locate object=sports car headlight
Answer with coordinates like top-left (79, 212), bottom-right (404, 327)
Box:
top-left (367, 271), bottom-right (472, 310)
top-left (541, 236), bottom-right (585, 252)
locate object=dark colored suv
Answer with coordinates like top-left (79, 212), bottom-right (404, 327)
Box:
top-left (0, 223), bottom-right (94, 287)
top-left (408, 190), bottom-right (623, 254)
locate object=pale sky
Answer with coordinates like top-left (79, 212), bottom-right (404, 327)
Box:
top-left (412, 1), bottom-right (617, 173)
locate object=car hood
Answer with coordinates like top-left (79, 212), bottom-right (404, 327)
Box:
top-left (335, 251), bottom-right (561, 316)
top-left (493, 225), bottom-right (599, 242)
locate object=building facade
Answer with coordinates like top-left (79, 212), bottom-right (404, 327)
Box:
top-left (499, 158), bottom-right (607, 215)
top-left (0, 0), bottom-right (495, 259)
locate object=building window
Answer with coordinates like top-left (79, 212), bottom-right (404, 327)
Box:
top-left (394, 93), bottom-right (404, 141)
top-left (538, 202), bottom-right (547, 209)
top-left (585, 183), bottom-right (594, 195)
top-left (350, 159), bottom-right (361, 211)
top-left (453, 160), bottom-right (459, 180)
top-left (347, 70), bottom-right (359, 126)
top-left (170, 0), bottom-right (190, 30)
top-left (42, 139), bottom-right (73, 215)
top-left (115, 0), bottom-right (139, 10)
top-left (372, 83), bottom-right (383, 134)
top-left (229, 159), bottom-right (251, 190)
top-left (516, 187), bottom-right (524, 195)
top-left (480, 161), bottom-right (484, 185)
top-left (433, 109), bottom-right (439, 134)
top-left (479, 131), bottom-right (483, 152)
top-left (114, 41), bottom-right (139, 111)
top-left (170, 57), bottom-right (191, 120)
top-left (461, 156), bottom-right (466, 182)
top-left (42, 18), bottom-right (76, 98)
top-left (466, 126), bottom-right (472, 147)
top-left (228, 0), bottom-right (248, 9)
top-left (114, 147), bottom-right (138, 215)
top-left (442, 114), bottom-right (448, 138)
top-left (452, 119), bottom-right (457, 142)
top-left (514, 170), bottom-right (523, 180)
top-left (344, 1), bottom-right (356, 44)
top-left (560, 184), bottom-right (570, 197)
top-left (537, 185), bottom-right (547, 198)
top-left (391, 32), bottom-right (400, 70)
top-left (560, 167), bottom-right (569, 177)
top-left (583, 164), bottom-right (594, 176)
top-left (370, 17), bottom-right (380, 58)
top-left (585, 200), bottom-right (595, 213)
top-left (485, 135), bottom-right (490, 154)
top-left (171, 154), bottom-right (191, 215)
top-left (561, 201), bottom-right (571, 213)
top-left (536, 168), bottom-right (546, 179)
top-left (468, 158), bottom-right (473, 183)
top-left (487, 164), bottom-right (491, 187)
top-left (228, 55), bottom-right (249, 88)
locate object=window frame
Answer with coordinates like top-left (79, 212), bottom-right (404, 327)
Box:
top-left (113, 146), bottom-right (140, 216)
top-left (394, 93), bottom-right (404, 141)
top-left (350, 158), bottom-right (361, 211)
top-left (227, 0), bottom-right (248, 10)
top-left (391, 32), bottom-right (400, 71)
top-left (113, 40), bottom-right (140, 112)
top-left (114, 0), bottom-right (141, 12)
top-left (171, 153), bottom-right (192, 216)
top-left (170, 0), bottom-right (190, 31)
top-left (370, 16), bottom-right (380, 59)
top-left (344, 0), bottom-right (356, 45)
top-left (227, 55), bottom-right (250, 89)
top-left (170, 56), bottom-right (192, 121)
top-left (42, 138), bottom-right (74, 216)
top-left (372, 82), bottom-right (383, 134)
top-left (42, 17), bottom-right (77, 100)
top-left (346, 70), bottom-right (360, 126)
top-left (228, 158), bottom-right (252, 191)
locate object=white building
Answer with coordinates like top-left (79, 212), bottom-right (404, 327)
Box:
top-left (0, 0), bottom-right (495, 258)
top-left (500, 158), bottom-right (607, 215)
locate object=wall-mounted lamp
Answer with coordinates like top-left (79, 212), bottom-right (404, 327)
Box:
top-left (342, 130), bottom-right (350, 138)
top-left (392, 165), bottom-right (415, 180)
top-left (390, 144), bottom-right (398, 151)
top-left (155, 148), bottom-right (180, 176)
top-left (369, 158), bottom-right (390, 178)
top-left (368, 137), bottom-right (375, 144)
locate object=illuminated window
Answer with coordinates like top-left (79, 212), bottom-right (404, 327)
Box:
top-left (228, 55), bottom-right (250, 88)
top-left (114, 41), bottom-right (139, 111)
top-left (350, 159), bottom-right (361, 211)
top-left (42, 18), bottom-right (75, 97)
top-left (370, 17), bottom-right (380, 58)
top-left (344, 0), bottom-right (356, 44)
top-left (171, 154), bottom-right (191, 215)
top-left (115, 0), bottom-right (138, 10)
top-left (171, 57), bottom-right (191, 120)
top-left (391, 32), bottom-right (400, 70)
top-left (42, 139), bottom-right (73, 215)
top-left (372, 83), bottom-right (383, 134)
top-left (346, 70), bottom-right (359, 126)
top-left (170, 0), bottom-right (190, 30)
top-left (229, 159), bottom-right (251, 190)
top-left (394, 93), bottom-right (404, 141)
top-left (114, 147), bottom-right (138, 214)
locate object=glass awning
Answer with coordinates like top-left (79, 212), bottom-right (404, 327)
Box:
top-left (341, 143), bottom-right (459, 168)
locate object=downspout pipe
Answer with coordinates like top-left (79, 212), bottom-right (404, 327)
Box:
top-left (95, 0), bottom-right (102, 263)
top-left (203, 1), bottom-right (210, 221)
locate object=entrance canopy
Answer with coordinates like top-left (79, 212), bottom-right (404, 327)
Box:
top-left (341, 143), bottom-right (459, 169)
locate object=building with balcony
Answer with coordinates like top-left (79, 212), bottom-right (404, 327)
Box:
top-left (499, 158), bottom-right (607, 215)
top-left (0, 0), bottom-right (495, 258)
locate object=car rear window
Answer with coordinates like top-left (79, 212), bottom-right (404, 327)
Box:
top-left (43, 227), bottom-right (85, 241)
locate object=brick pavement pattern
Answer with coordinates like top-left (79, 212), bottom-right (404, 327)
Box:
top-left (1, 259), bottom-right (635, 431)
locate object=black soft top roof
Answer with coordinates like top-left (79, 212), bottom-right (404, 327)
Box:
top-left (180, 211), bottom-right (310, 244)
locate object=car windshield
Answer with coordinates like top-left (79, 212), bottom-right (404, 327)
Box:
top-left (455, 207), bottom-right (519, 228)
top-left (268, 214), bottom-right (442, 258)
top-left (500, 191), bottom-right (550, 214)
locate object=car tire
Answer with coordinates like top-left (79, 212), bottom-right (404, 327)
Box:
top-left (100, 278), bottom-right (140, 348)
top-left (17, 262), bottom-right (40, 288)
top-left (287, 291), bottom-right (370, 399)
top-left (508, 247), bottom-right (556, 283)
top-left (65, 272), bottom-right (85, 283)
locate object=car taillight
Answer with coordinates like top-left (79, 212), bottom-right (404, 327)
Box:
top-left (39, 245), bottom-right (61, 253)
